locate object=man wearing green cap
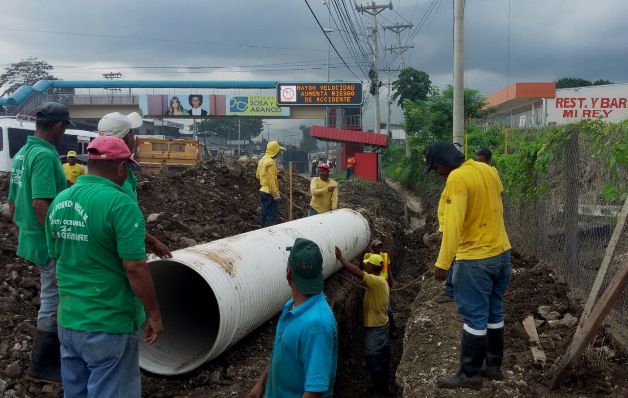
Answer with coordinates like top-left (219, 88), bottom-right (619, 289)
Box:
top-left (248, 238), bottom-right (338, 398)
top-left (335, 247), bottom-right (390, 397)
top-left (256, 140), bottom-right (285, 227)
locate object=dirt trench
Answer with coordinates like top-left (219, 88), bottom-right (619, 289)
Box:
top-left (0, 159), bottom-right (426, 397)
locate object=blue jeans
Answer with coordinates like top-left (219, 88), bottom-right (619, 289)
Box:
top-left (307, 207), bottom-right (318, 217)
top-left (453, 251), bottom-right (512, 335)
top-left (38, 260), bottom-right (59, 333)
top-left (444, 265), bottom-right (454, 297)
top-left (58, 327), bottom-right (140, 398)
top-left (259, 192), bottom-right (278, 227)
top-left (345, 168), bottom-right (353, 180)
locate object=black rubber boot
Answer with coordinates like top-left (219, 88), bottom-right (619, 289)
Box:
top-left (481, 327), bottom-right (504, 380)
top-left (437, 330), bottom-right (485, 390)
top-left (26, 330), bottom-right (61, 384)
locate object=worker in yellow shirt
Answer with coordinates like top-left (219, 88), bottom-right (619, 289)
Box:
top-left (424, 141), bottom-right (512, 390)
top-left (308, 164), bottom-right (338, 216)
top-left (335, 247), bottom-right (390, 397)
top-left (62, 151), bottom-right (85, 186)
top-left (363, 239), bottom-right (398, 339)
top-left (256, 141), bottom-right (285, 227)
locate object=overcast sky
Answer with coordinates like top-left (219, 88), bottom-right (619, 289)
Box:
top-left (2, 0), bottom-right (627, 135)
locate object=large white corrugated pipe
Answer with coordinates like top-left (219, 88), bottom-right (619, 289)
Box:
top-left (139, 208), bottom-right (370, 375)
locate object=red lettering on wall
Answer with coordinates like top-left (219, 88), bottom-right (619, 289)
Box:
top-left (603, 110), bottom-right (613, 117)
top-left (555, 98), bottom-right (564, 108)
top-left (563, 109), bottom-right (577, 118)
top-left (582, 110), bottom-right (591, 118)
top-left (619, 98), bottom-right (627, 108)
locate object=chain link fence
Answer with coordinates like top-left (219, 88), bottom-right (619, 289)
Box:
top-left (503, 128), bottom-right (628, 347)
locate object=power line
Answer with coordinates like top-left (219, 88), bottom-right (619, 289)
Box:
top-left (328, 0), bottom-right (371, 78)
top-left (303, 0), bottom-right (364, 81)
top-left (0, 26), bottom-right (329, 53)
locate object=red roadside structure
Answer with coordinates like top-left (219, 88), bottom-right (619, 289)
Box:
top-left (309, 125), bottom-right (388, 182)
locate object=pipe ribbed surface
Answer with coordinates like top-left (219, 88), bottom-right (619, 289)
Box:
top-left (139, 209), bottom-right (370, 375)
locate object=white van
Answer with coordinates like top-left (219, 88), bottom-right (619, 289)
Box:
top-left (0, 117), bottom-right (99, 173)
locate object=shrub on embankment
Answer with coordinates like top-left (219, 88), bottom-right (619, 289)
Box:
top-left (384, 119), bottom-right (628, 204)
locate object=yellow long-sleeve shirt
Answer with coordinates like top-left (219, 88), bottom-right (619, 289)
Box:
top-left (256, 156), bottom-right (279, 194)
top-left (437, 190), bottom-right (446, 233)
top-left (309, 177), bottom-right (338, 213)
top-left (435, 160), bottom-right (511, 270)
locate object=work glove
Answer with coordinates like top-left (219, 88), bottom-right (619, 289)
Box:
top-left (272, 192), bottom-right (281, 201)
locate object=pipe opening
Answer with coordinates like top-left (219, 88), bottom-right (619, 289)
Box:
top-left (139, 260), bottom-right (219, 375)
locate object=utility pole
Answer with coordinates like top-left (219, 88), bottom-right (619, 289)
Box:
top-left (102, 72), bottom-right (123, 94)
top-left (383, 23), bottom-right (413, 156)
top-left (453, 0), bottom-right (465, 151)
top-left (383, 24), bottom-right (414, 68)
top-left (380, 66), bottom-right (400, 139)
top-left (357, 1), bottom-right (392, 134)
top-left (237, 118), bottom-right (241, 156)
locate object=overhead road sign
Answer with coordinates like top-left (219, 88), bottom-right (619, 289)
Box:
top-left (277, 82), bottom-right (362, 106)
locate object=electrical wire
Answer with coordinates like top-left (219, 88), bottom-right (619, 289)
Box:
top-left (0, 26), bottom-right (329, 53)
top-left (304, 0), bottom-right (364, 81)
top-left (328, 0), bottom-right (372, 78)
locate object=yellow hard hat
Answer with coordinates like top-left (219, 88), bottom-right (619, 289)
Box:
top-left (363, 253), bottom-right (383, 266)
top-left (67, 151), bottom-right (78, 157)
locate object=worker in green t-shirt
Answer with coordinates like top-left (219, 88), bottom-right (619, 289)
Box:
top-left (97, 112), bottom-right (172, 258)
top-left (7, 102), bottom-right (70, 383)
top-left (46, 135), bottom-right (163, 397)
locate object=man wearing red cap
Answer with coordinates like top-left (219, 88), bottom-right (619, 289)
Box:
top-left (46, 136), bottom-right (163, 397)
top-left (308, 163), bottom-right (338, 216)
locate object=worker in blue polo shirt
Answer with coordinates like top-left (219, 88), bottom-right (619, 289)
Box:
top-left (247, 238), bottom-right (338, 398)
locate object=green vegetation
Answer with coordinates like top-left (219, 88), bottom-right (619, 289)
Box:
top-left (555, 77), bottom-right (614, 89)
top-left (387, 71), bottom-right (626, 203)
top-left (385, 119), bottom-right (628, 203)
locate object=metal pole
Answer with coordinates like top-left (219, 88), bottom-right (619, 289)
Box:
top-left (453, 0), bottom-right (465, 150)
top-left (238, 118), bottom-right (241, 156)
top-left (372, 3), bottom-right (381, 134)
top-left (289, 161), bottom-right (294, 221)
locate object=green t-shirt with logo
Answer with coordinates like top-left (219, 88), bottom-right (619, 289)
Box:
top-left (46, 175), bottom-right (147, 333)
top-left (8, 136), bottom-right (67, 266)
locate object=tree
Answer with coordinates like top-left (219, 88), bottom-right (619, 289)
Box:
top-left (0, 57), bottom-right (56, 97)
top-left (392, 67), bottom-right (431, 108)
top-left (196, 118), bottom-right (263, 142)
top-left (299, 125), bottom-right (319, 153)
top-left (555, 77), bottom-right (614, 89)
top-left (556, 77), bottom-right (592, 89)
top-left (592, 79), bottom-right (613, 86)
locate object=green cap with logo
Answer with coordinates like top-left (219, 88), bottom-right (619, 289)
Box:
top-left (286, 238), bottom-right (324, 295)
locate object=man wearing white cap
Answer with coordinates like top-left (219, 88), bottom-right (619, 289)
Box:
top-left (98, 112), bottom-right (172, 259)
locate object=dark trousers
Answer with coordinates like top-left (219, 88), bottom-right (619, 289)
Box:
top-left (365, 324), bottom-right (390, 393)
top-left (346, 167), bottom-right (353, 180)
top-left (444, 266), bottom-right (454, 297)
top-left (259, 192), bottom-right (278, 227)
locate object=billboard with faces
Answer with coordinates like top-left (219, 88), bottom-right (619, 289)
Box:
top-left (139, 94), bottom-right (210, 117)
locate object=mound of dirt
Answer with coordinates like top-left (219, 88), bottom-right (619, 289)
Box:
top-left (396, 252), bottom-right (628, 398)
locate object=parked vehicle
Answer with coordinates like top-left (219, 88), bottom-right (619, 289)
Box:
top-left (0, 116), bottom-right (99, 173)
